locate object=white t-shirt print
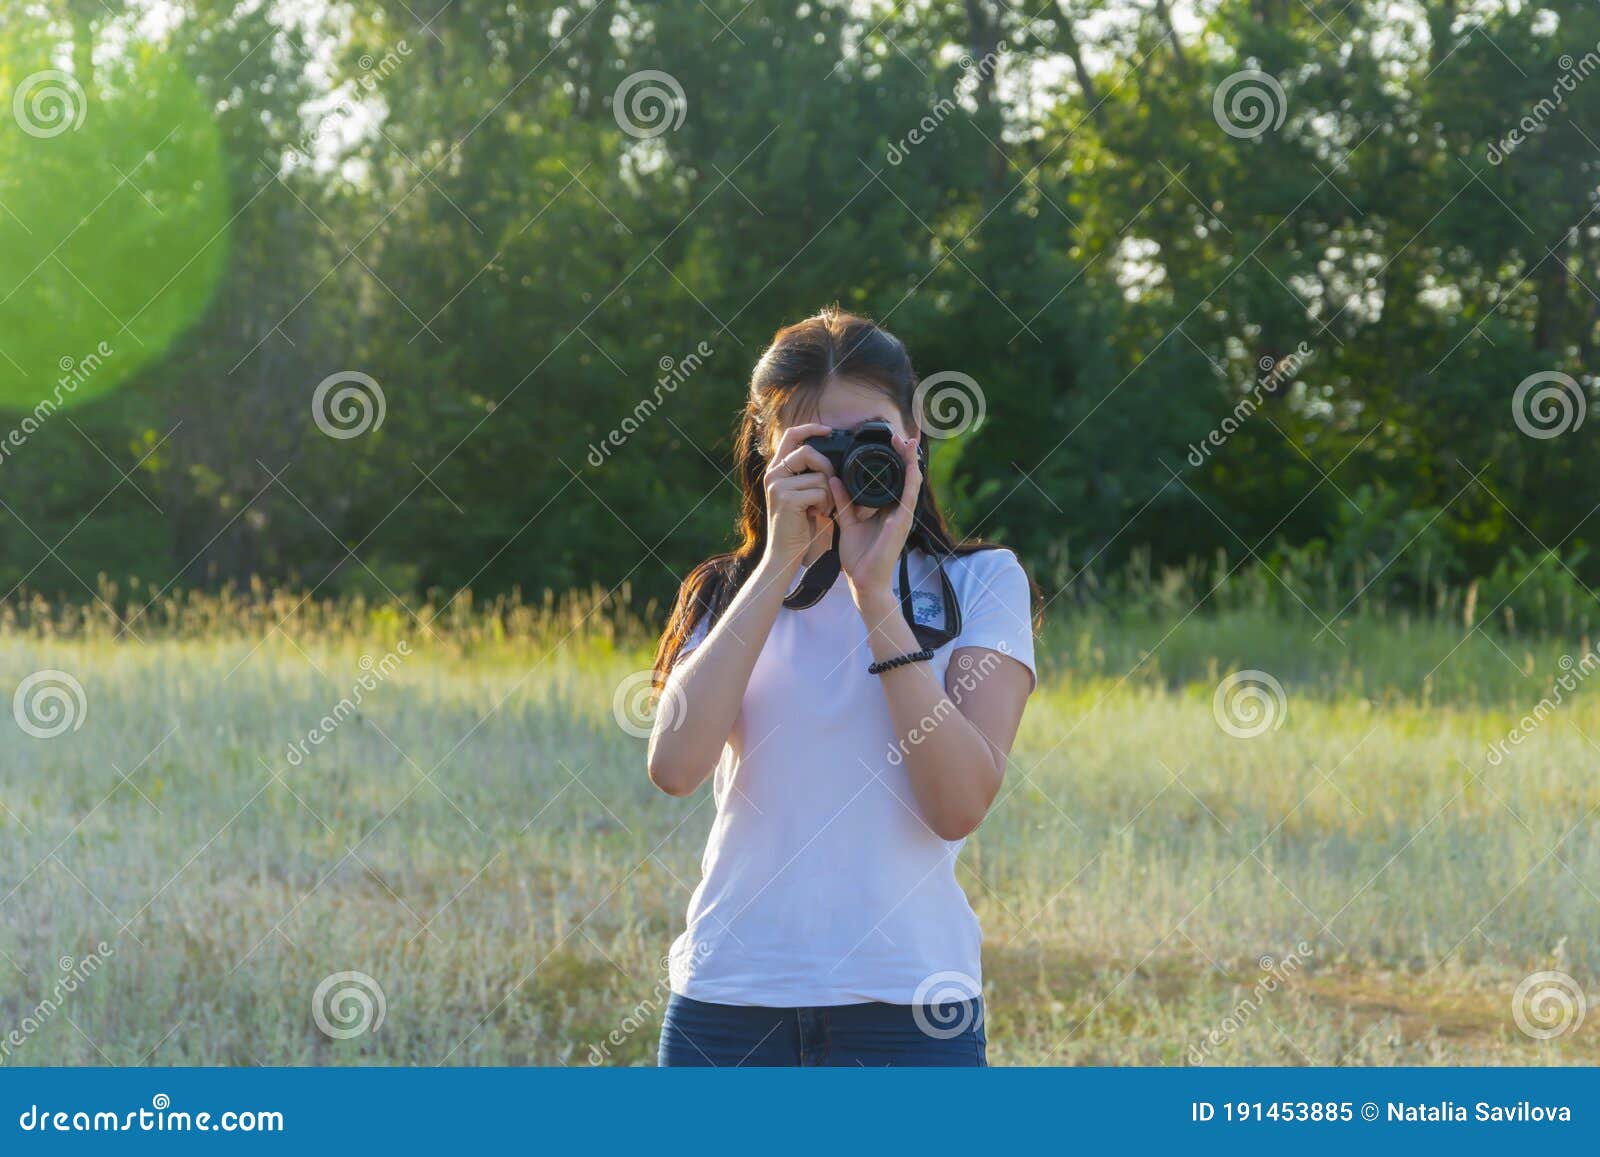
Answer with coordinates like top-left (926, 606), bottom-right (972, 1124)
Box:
top-left (665, 547), bottom-right (1036, 1007)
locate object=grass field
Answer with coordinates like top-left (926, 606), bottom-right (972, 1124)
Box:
top-left (1, 585), bottom-right (1597, 1066)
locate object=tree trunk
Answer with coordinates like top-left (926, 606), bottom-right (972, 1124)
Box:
top-left (1055, 4), bottom-right (1102, 123)
top-left (1152, 0), bottom-right (1188, 77)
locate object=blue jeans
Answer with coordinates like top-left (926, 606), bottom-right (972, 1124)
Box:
top-left (657, 993), bottom-right (987, 1067)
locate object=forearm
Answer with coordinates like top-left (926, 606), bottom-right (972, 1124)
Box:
top-left (647, 555), bottom-right (794, 795)
top-left (857, 590), bottom-right (1003, 839)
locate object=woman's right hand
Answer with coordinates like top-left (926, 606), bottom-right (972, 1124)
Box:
top-left (650, 422), bottom-right (834, 797)
top-left (761, 423), bottom-right (835, 575)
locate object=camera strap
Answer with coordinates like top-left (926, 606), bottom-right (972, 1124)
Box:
top-left (901, 550), bottom-right (962, 650)
top-left (780, 523), bottom-right (841, 611)
top-left (780, 522), bottom-right (961, 651)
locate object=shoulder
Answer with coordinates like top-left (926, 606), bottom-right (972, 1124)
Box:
top-left (946, 546), bottom-right (1030, 602)
top-left (948, 545), bottom-right (1024, 577)
top-left (945, 546), bottom-right (1035, 634)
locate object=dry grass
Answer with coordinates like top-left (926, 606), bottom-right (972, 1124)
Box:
top-left (0, 586), bottom-right (1595, 1066)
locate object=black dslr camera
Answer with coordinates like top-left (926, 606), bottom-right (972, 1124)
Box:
top-left (805, 420), bottom-right (904, 508)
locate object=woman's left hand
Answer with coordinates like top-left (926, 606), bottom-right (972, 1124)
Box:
top-left (830, 432), bottom-right (922, 606)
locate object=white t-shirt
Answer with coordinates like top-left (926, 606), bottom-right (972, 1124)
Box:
top-left (665, 546), bottom-right (1036, 1007)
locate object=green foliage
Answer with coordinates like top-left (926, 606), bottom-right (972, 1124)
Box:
top-left (0, 0), bottom-right (1596, 628)
top-left (1325, 484), bottom-right (1463, 606)
top-left (1477, 546), bottom-right (1599, 637)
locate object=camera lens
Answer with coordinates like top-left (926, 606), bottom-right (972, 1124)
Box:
top-left (843, 444), bottom-right (903, 508)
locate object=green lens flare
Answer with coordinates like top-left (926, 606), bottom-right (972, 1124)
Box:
top-left (0, 47), bottom-right (229, 411)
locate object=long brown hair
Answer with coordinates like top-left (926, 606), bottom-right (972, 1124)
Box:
top-left (654, 307), bottom-right (1010, 676)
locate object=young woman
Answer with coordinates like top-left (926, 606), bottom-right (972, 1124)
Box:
top-left (648, 308), bottom-right (1036, 1067)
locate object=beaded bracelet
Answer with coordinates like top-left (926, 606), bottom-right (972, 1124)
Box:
top-left (868, 648), bottom-right (935, 676)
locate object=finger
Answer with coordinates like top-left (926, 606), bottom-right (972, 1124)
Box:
top-left (765, 465), bottom-right (827, 493)
top-left (847, 495), bottom-right (882, 523)
top-left (778, 493), bottom-right (831, 521)
top-left (777, 444), bottom-right (835, 478)
top-left (773, 477), bottom-right (831, 505)
top-left (827, 477), bottom-right (860, 527)
top-left (894, 433), bottom-right (923, 514)
top-left (770, 422), bottom-right (834, 465)
top-left (880, 497), bottom-right (911, 540)
top-left (893, 431), bottom-right (921, 474)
